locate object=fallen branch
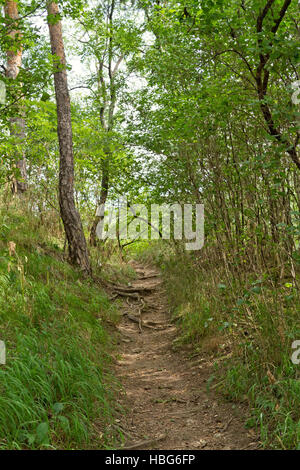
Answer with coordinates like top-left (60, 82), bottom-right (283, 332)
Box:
top-left (222, 417), bottom-right (234, 432)
top-left (113, 291), bottom-right (141, 300)
top-left (112, 284), bottom-right (156, 293)
top-left (123, 313), bottom-right (163, 331)
top-left (137, 274), bottom-right (159, 280)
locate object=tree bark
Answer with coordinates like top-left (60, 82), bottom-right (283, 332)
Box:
top-left (47, 1), bottom-right (91, 274)
top-left (4, 0), bottom-right (27, 193)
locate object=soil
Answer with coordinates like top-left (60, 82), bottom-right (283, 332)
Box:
top-left (113, 261), bottom-right (259, 450)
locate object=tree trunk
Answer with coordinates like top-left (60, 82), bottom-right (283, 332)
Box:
top-left (4, 0), bottom-right (27, 193)
top-left (47, 1), bottom-right (91, 275)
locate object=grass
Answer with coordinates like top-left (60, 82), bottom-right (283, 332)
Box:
top-left (0, 204), bottom-right (121, 449)
top-left (1, 199), bottom-right (299, 450)
top-left (133, 241), bottom-right (300, 449)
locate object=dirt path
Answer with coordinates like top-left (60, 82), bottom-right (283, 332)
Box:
top-left (114, 262), bottom-right (259, 450)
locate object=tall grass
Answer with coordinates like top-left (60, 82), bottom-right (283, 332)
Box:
top-left (135, 241), bottom-right (300, 449)
top-left (0, 205), bottom-right (120, 449)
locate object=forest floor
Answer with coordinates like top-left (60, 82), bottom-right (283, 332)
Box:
top-left (114, 261), bottom-right (260, 450)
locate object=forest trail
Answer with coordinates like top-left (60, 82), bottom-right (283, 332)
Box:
top-left (114, 261), bottom-right (259, 450)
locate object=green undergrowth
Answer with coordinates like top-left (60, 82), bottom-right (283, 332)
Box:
top-left (132, 241), bottom-right (300, 449)
top-left (0, 207), bottom-right (121, 449)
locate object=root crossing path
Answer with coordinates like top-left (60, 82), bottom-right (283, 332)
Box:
top-left (114, 262), bottom-right (258, 450)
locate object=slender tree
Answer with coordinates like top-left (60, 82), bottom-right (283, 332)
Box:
top-left (47, 1), bottom-right (91, 274)
top-left (88, 0), bottom-right (119, 246)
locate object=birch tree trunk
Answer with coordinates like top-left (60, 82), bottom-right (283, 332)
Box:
top-left (47, 1), bottom-right (91, 274)
top-left (4, 0), bottom-right (27, 194)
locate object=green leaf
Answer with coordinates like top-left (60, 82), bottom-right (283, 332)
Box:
top-left (251, 286), bottom-right (261, 294)
top-left (217, 283), bottom-right (226, 289)
top-left (58, 416), bottom-right (70, 432)
top-left (35, 422), bottom-right (49, 445)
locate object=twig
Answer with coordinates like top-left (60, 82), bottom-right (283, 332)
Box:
top-left (222, 417), bottom-right (233, 432)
